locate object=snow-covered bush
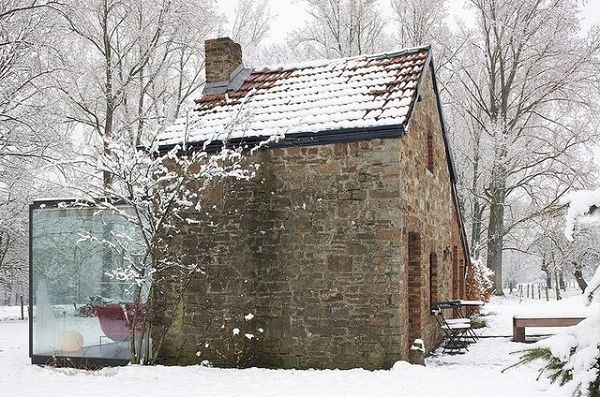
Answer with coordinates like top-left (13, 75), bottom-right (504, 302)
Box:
top-left (517, 188), bottom-right (600, 396)
top-left (465, 257), bottom-right (494, 303)
top-left (563, 188), bottom-right (600, 244)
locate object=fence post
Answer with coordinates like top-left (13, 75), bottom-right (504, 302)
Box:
top-left (519, 285), bottom-right (523, 303)
top-left (545, 286), bottom-right (549, 301)
top-left (20, 295), bottom-right (24, 320)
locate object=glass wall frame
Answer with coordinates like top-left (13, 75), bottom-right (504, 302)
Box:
top-left (29, 199), bottom-right (148, 366)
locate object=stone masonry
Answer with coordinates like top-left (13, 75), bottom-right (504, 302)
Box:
top-left (157, 66), bottom-right (467, 369)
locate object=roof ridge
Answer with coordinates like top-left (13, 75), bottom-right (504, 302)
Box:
top-left (366, 44), bottom-right (431, 60)
top-left (255, 45), bottom-right (431, 73)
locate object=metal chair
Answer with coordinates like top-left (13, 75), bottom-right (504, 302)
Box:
top-left (432, 307), bottom-right (471, 354)
top-left (437, 301), bottom-right (479, 342)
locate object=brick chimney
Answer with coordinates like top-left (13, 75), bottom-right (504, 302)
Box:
top-left (204, 37), bottom-right (243, 84)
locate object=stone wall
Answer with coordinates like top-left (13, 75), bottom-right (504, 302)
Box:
top-left (399, 67), bottom-right (467, 354)
top-left (156, 66), bottom-right (467, 368)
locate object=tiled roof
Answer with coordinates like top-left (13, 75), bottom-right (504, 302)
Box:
top-left (158, 46), bottom-right (431, 146)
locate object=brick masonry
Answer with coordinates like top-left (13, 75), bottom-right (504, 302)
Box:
top-left (156, 66), bottom-right (467, 369)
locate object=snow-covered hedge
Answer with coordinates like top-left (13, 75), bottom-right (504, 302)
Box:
top-left (563, 188), bottom-right (600, 243)
top-left (466, 257), bottom-right (494, 303)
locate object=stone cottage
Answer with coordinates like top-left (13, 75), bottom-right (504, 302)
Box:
top-left (155, 37), bottom-right (470, 369)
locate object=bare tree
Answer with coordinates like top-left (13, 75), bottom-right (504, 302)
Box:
top-left (289, 0), bottom-right (388, 59)
top-left (390, 0), bottom-right (466, 111)
top-left (448, 0), bottom-right (600, 294)
top-left (0, 0), bottom-right (66, 293)
top-left (516, 188), bottom-right (600, 397)
top-left (391, 0), bottom-right (449, 47)
top-left (51, 0), bottom-right (222, 162)
top-left (230, 0), bottom-right (271, 49)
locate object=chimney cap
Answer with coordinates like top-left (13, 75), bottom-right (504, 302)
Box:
top-left (205, 36), bottom-right (238, 44)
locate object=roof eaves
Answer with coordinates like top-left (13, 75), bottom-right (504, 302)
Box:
top-left (157, 124), bottom-right (406, 154)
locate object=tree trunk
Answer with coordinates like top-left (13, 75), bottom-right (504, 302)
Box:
top-left (469, 130), bottom-right (483, 258)
top-left (471, 199), bottom-right (484, 259)
top-left (486, 175), bottom-right (506, 296)
top-left (541, 257), bottom-right (552, 289)
top-left (559, 272), bottom-right (566, 291)
top-left (100, 0), bottom-right (115, 297)
top-left (572, 262), bottom-right (588, 293)
top-left (554, 269), bottom-right (562, 300)
top-left (101, 221), bottom-right (113, 297)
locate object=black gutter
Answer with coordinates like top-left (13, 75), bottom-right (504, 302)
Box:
top-left (430, 59), bottom-right (458, 184)
top-left (155, 124), bottom-right (406, 154)
top-left (428, 58), bottom-right (471, 266)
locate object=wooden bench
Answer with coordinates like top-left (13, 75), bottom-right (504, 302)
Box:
top-left (512, 316), bottom-right (585, 342)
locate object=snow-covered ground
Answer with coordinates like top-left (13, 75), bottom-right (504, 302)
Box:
top-left (0, 304), bottom-right (27, 321)
top-left (1, 294), bottom-right (597, 397)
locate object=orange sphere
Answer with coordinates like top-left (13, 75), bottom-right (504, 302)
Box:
top-left (58, 331), bottom-right (84, 353)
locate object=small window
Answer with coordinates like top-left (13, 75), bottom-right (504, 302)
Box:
top-left (427, 131), bottom-right (434, 172)
top-left (429, 252), bottom-right (438, 308)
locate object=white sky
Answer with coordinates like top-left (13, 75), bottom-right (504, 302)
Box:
top-left (217, 0), bottom-right (600, 44)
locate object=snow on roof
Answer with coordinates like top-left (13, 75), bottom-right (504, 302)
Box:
top-left (158, 46), bottom-right (431, 146)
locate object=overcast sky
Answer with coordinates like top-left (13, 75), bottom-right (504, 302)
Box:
top-left (217, 0), bottom-right (600, 45)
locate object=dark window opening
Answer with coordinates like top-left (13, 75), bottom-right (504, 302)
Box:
top-left (429, 252), bottom-right (438, 309)
top-left (427, 130), bottom-right (434, 172)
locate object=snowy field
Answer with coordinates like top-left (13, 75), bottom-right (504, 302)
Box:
top-left (1, 295), bottom-right (597, 397)
top-left (0, 304), bottom-right (27, 321)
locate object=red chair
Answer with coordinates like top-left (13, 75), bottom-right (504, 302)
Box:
top-left (95, 304), bottom-right (130, 342)
top-left (95, 303), bottom-right (149, 344)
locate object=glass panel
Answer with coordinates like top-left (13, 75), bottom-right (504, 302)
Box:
top-left (31, 204), bottom-right (146, 361)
